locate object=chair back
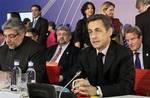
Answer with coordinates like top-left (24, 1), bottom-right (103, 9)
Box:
top-left (27, 83), bottom-right (57, 98)
top-left (135, 69), bottom-right (150, 96)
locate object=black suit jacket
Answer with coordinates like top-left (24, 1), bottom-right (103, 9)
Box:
top-left (77, 41), bottom-right (135, 97)
top-left (0, 37), bottom-right (46, 83)
top-left (45, 43), bottom-right (80, 86)
top-left (143, 45), bottom-right (150, 69)
top-left (32, 17), bottom-right (48, 47)
top-left (136, 7), bottom-right (150, 46)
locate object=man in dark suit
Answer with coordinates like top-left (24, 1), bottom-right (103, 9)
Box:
top-left (125, 26), bottom-right (150, 69)
top-left (0, 18), bottom-right (46, 83)
top-left (31, 4), bottom-right (48, 47)
top-left (45, 26), bottom-right (79, 86)
top-left (72, 14), bottom-right (135, 97)
top-left (135, 0), bottom-right (150, 46)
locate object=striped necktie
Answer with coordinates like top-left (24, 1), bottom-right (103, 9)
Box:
top-left (51, 47), bottom-right (62, 62)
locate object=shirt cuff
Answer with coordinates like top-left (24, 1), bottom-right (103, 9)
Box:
top-left (96, 86), bottom-right (103, 97)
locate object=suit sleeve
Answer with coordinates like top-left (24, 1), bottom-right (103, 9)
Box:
top-left (30, 46), bottom-right (47, 83)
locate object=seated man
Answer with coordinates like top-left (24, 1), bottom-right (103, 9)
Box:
top-left (124, 26), bottom-right (150, 69)
top-left (45, 26), bottom-right (79, 86)
top-left (72, 14), bottom-right (135, 97)
top-left (26, 28), bottom-right (39, 42)
top-left (0, 18), bottom-right (46, 83)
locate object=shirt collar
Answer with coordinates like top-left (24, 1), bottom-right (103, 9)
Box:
top-left (96, 42), bottom-right (110, 56)
top-left (133, 44), bottom-right (143, 54)
top-left (33, 16), bottom-right (40, 21)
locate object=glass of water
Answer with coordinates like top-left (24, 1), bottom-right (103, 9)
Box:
top-left (18, 73), bottom-right (28, 97)
top-left (0, 71), bottom-right (11, 91)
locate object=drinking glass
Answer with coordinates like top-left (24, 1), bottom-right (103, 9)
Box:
top-left (0, 71), bottom-right (11, 91)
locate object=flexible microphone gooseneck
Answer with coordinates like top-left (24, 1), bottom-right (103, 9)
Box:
top-left (58, 71), bottom-right (81, 98)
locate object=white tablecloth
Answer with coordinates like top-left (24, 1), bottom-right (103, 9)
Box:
top-left (106, 95), bottom-right (149, 98)
top-left (0, 91), bottom-right (20, 98)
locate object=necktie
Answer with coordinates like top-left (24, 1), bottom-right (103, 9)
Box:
top-left (32, 19), bottom-right (37, 28)
top-left (135, 52), bottom-right (141, 69)
top-left (96, 52), bottom-right (104, 85)
top-left (51, 47), bottom-right (62, 62)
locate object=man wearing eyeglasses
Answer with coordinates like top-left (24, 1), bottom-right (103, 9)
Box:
top-left (0, 18), bottom-right (46, 83)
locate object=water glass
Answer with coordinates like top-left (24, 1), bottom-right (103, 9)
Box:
top-left (0, 71), bottom-right (11, 90)
top-left (18, 73), bottom-right (28, 97)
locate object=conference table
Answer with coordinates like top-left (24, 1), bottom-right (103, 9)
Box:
top-left (0, 91), bottom-right (149, 98)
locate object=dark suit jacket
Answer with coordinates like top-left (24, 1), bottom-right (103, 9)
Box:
top-left (77, 41), bottom-right (135, 97)
top-left (45, 43), bottom-right (80, 86)
top-left (0, 37), bottom-right (46, 83)
top-left (143, 45), bottom-right (150, 69)
top-left (136, 7), bottom-right (150, 46)
top-left (32, 17), bottom-right (48, 47)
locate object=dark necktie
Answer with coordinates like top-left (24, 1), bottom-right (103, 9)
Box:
top-left (51, 47), bottom-right (62, 62)
top-left (135, 52), bottom-right (141, 69)
top-left (96, 52), bottom-right (104, 85)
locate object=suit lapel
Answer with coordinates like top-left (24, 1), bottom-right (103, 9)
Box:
top-left (103, 41), bottom-right (115, 75)
top-left (143, 47), bottom-right (150, 69)
top-left (89, 48), bottom-right (97, 77)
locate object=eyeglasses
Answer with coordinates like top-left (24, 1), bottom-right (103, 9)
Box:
top-left (4, 33), bottom-right (19, 39)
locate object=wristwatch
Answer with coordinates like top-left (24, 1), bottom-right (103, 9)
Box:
top-left (96, 86), bottom-right (101, 95)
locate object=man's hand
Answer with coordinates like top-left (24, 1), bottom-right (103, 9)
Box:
top-left (72, 78), bottom-right (97, 96)
top-left (59, 75), bottom-right (63, 82)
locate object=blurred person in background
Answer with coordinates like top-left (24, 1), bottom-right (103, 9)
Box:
top-left (0, 29), bottom-right (5, 47)
top-left (100, 1), bottom-right (123, 44)
top-left (23, 18), bottom-right (31, 31)
top-left (31, 4), bottom-right (48, 48)
top-left (46, 21), bottom-right (57, 48)
top-left (74, 2), bottom-right (95, 49)
top-left (135, 0), bottom-right (150, 46)
top-left (26, 28), bottom-right (39, 42)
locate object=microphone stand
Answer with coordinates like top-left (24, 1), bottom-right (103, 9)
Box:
top-left (58, 71), bottom-right (81, 98)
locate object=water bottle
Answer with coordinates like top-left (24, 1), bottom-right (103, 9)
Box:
top-left (11, 60), bottom-right (22, 91)
top-left (26, 61), bottom-right (36, 83)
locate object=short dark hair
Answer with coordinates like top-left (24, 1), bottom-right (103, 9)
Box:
top-left (31, 4), bottom-right (41, 11)
top-left (23, 18), bottom-right (31, 25)
top-left (81, 2), bottom-right (95, 17)
top-left (2, 18), bottom-right (25, 33)
top-left (124, 26), bottom-right (142, 38)
top-left (87, 14), bottom-right (112, 30)
top-left (10, 12), bottom-right (21, 20)
top-left (48, 21), bottom-right (56, 30)
top-left (0, 29), bottom-right (3, 35)
top-left (27, 28), bottom-right (39, 36)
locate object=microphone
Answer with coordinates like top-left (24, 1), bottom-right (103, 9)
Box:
top-left (58, 71), bottom-right (81, 98)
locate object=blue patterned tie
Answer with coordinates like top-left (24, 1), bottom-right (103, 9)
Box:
top-left (135, 52), bottom-right (141, 69)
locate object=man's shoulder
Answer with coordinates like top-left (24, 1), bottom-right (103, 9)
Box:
top-left (0, 45), bottom-right (8, 53)
top-left (24, 37), bottom-right (44, 50)
top-left (110, 41), bottom-right (132, 54)
top-left (39, 17), bottom-right (48, 23)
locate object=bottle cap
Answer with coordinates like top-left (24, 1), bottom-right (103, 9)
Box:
top-left (28, 61), bottom-right (33, 67)
top-left (14, 60), bottom-right (19, 66)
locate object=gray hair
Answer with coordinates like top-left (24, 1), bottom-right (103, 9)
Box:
top-left (56, 26), bottom-right (71, 36)
top-left (136, 0), bottom-right (150, 8)
top-left (124, 26), bottom-right (142, 38)
top-left (2, 18), bottom-right (25, 33)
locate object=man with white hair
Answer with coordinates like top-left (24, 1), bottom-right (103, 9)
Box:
top-left (135, 0), bottom-right (150, 46)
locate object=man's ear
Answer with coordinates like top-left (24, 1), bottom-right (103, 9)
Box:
top-left (107, 27), bottom-right (113, 37)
